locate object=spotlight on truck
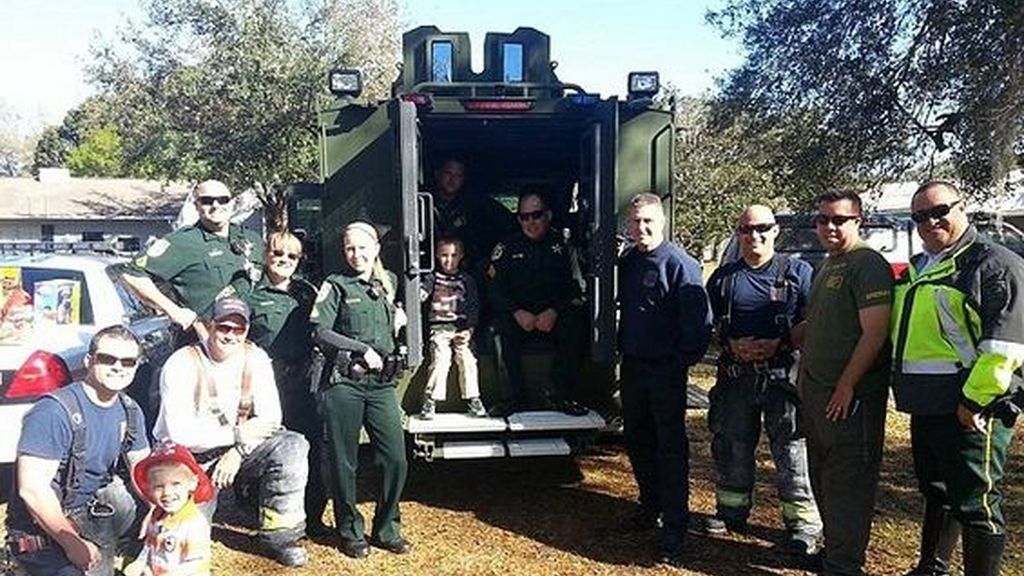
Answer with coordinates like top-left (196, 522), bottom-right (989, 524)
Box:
top-left (329, 69), bottom-right (363, 98)
top-left (627, 71), bottom-right (660, 99)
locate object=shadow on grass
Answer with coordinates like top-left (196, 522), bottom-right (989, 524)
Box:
top-left (384, 442), bottom-right (809, 575)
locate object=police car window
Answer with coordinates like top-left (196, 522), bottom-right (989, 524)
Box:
top-left (17, 267), bottom-right (95, 325)
top-left (432, 41), bottom-right (453, 83)
top-left (107, 264), bottom-right (156, 322)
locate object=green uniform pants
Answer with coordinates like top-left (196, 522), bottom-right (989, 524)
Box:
top-left (911, 413), bottom-right (1014, 534)
top-left (321, 379), bottom-right (407, 544)
top-left (802, 385), bottom-right (886, 576)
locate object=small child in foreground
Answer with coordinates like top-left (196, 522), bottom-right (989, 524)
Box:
top-left (133, 442), bottom-right (215, 576)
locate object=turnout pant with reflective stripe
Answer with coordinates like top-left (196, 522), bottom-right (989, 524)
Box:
top-left (802, 385), bottom-right (886, 576)
top-left (198, 430), bottom-right (310, 546)
top-left (911, 413), bottom-right (1014, 534)
top-left (708, 370), bottom-right (821, 538)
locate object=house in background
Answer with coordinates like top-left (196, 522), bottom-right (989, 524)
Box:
top-left (0, 169), bottom-right (190, 246)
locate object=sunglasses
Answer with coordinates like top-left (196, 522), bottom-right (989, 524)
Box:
top-left (911, 200), bottom-right (961, 224)
top-left (813, 214), bottom-right (860, 227)
top-left (738, 223), bottom-right (776, 235)
top-left (93, 352), bottom-right (140, 368)
top-left (271, 249), bottom-right (300, 261)
top-left (214, 323), bottom-right (247, 336)
top-left (517, 209), bottom-right (548, 222)
top-left (197, 196), bottom-right (232, 206)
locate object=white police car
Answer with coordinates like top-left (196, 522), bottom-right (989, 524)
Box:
top-left (0, 250), bottom-right (174, 468)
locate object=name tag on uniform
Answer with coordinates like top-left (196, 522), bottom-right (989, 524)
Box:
top-left (345, 297), bottom-right (362, 304)
top-left (208, 249), bottom-right (224, 257)
top-left (512, 253), bottom-right (525, 259)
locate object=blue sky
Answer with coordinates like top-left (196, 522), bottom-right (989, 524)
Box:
top-left (0, 0), bottom-right (740, 134)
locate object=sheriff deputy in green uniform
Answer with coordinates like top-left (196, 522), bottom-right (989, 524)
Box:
top-left (893, 181), bottom-right (1024, 576)
top-left (124, 180), bottom-right (264, 343)
top-left (244, 230), bottom-right (325, 533)
top-left (309, 221), bottom-right (411, 559)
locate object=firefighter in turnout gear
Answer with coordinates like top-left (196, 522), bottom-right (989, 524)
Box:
top-left (892, 181), bottom-right (1024, 576)
top-left (704, 205), bottom-right (822, 556)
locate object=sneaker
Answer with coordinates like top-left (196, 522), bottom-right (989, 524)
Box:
top-left (264, 541), bottom-right (308, 567)
top-left (420, 399), bottom-right (436, 420)
top-left (467, 397), bottom-right (487, 417)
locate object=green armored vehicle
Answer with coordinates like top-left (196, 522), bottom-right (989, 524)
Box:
top-left (310, 26), bottom-right (674, 460)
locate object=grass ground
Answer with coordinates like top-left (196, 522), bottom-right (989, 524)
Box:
top-left (2, 376), bottom-right (1022, 575)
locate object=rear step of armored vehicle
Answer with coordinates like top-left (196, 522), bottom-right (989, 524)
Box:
top-left (406, 410), bottom-right (605, 461)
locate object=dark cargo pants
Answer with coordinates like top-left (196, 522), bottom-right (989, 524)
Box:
top-left (11, 477), bottom-right (143, 576)
top-left (274, 360), bottom-right (329, 529)
top-left (199, 429), bottom-right (310, 546)
top-left (708, 369), bottom-right (821, 539)
top-left (802, 385), bottom-right (886, 576)
top-left (495, 306), bottom-right (584, 408)
top-left (621, 356), bottom-right (690, 547)
top-left (321, 378), bottom-right (407, 545)
top-left (911, 413), bottom-right (1014, 534)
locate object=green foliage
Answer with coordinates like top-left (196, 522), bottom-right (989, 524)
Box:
top-left (66, 127), bottom-right (124, 177)
top-left (85, 0), bottom-right (400, 230)
top-left (709, 0), bottom-right (1024, 198)
top-left (32, 126), bottom-right (71, 173)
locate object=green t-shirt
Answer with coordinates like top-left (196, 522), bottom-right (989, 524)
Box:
top-left (132, 223), bottom-right (264, 317)
top-left (802, 243), bottom-right (893, 395)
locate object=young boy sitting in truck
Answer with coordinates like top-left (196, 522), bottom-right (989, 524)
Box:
top-left (419, 237), bottom-right (486, 419)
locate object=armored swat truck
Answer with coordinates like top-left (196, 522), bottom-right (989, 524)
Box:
top-left (309, 26), bottom-right (674, 460)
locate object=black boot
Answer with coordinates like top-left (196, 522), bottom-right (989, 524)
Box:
top-left (905, 502), bottom-right (960, 575)
top-left (962, 528), bottom-right (1005, 576)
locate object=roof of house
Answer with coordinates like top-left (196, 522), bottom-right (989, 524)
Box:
top-left (0, 177), bottom-right (191, 220)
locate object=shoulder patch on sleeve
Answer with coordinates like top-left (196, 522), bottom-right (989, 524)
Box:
top-left (146, 238), bottom-right (170, 258)
top-left (491, 243), bottom-right (504, 261)
top-left (316, 282), bottom-right (333, 303)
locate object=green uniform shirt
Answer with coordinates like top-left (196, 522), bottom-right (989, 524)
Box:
top-left (246, 277), bottom-right (316, 364)
top-left (132, 223), bottom-right (264, 316)
top-left (802, 243), bottom-right (893, 395)
top-left (486, 231), bottom-right (580, 315)
top-left (309, 271), bottom-right (397, 383)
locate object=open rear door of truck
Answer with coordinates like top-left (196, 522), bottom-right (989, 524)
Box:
top-left (318, 100), bottom-right (428, 367)
top-left (578, 102), bottom-right (618, 365)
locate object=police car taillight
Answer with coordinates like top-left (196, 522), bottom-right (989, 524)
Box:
top-left (461, 100), bottom-right (534, 112)
top-left (5, 351), bottom-right (71, 399)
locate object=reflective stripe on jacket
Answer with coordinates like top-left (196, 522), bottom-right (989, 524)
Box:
top-left (892, 227), bottom-right (1024, 415)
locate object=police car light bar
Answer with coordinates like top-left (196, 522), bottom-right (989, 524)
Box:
top-left (627, 71), bottom-right (660, 98)
top-left (329, 69), bottom-right (362, 97)
top-left (461, 100), bottom-right (534, 112)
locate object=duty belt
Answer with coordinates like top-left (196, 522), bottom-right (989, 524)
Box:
top-left (721, 358), bottom-right (790, 380)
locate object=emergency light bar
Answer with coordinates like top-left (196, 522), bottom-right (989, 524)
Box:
top-left (461, 100), bottom-right (534, 112)
top-left (329, 69), bottom-right (363, 97)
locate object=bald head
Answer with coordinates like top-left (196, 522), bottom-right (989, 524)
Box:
top-left (193, 180), bottom-right (234, 234)
top-left (736, 204), bottom-right (778, 266)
